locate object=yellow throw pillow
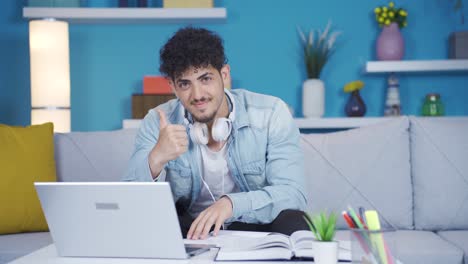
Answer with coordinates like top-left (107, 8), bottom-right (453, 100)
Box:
top-left (0, 122), bottom-right (57, 234)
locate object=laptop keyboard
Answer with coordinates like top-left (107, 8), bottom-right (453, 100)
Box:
top-left (185, 244), bottom-right (216, 257)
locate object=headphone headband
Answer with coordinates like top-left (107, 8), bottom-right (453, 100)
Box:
top-left (224, 89), bottom-right (236, 122)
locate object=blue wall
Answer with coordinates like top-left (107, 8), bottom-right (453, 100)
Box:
top-left (1, 0), bottom-right (467, 131)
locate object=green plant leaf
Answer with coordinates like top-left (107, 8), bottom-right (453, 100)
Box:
top-left (323, 213), bottom-right (337, 241)
top-left (313, 214), bottom-right (324, 240)
top-left (317, 213), bottom-right (327, 241)
top-left (299, 22), bottom-right (340, 79)
top-left (303, 214), bottom-right (316, 233)
top-left (320, 212), bottom-right (331, 241)
top-left (303, 214), bottom-right (321, 241)
top-left (305, 211), bottom-right (337, 241)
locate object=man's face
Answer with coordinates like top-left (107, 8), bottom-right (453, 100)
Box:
top-left (170, 65), bottom-right (230, 124)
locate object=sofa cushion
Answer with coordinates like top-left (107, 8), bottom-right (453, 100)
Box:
top-left (393, 230), bottom-right (464, 264)
top-left (438, 231), bottom-right (468, 264)
top-left (410, 117), bottom-right (468, 230)
top-left (0, 123), bottom-right (56, 235)
top-left (0, 232), bottom-right (52, 264)
top-left (301, 117), bottom-right (413, 229)
top-left (54, 129), bottom-right (138, 182)
top-left (338, 230), bottom-right (464, 264)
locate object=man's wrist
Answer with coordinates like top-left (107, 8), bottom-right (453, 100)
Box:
top-left (221, 195), bottom-right (233, 208)
top-left (148, 149), bottom-right (167, 178)
top-left (220, 195), bottom-right (234, 218)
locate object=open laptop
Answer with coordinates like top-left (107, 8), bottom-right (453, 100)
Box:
top-left (34, 182), bottom-right (214, 259)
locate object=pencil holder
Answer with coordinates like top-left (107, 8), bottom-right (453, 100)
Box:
top-left (350, 228), bottom-right (399, 264)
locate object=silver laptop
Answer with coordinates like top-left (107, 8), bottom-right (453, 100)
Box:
top-left (34, 182), bottom-right (213, 259)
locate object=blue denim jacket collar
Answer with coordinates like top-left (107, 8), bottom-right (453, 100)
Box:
top-left (230, 91), bottom-right (250, 132)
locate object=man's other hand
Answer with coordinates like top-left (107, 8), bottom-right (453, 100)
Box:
top-left (187, 196), bottom-right (233, 240)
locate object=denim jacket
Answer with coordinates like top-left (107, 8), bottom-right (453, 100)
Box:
top-left (123, 89), bottom-right (307, 224)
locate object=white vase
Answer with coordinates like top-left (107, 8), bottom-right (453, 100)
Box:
top-left (312, 240), bottom-right (338, 264)
top-left (302, 79), bottom-right (325, 117)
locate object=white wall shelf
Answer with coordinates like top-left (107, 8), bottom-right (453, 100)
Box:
top-left (123, 119), bottom-right (143, 129)
top-left (365, 59), bottom-right (468, 73)
top-left (23, 7), bottom-right (227, 23)
top-left (123, 117), bottom-right (393, 130)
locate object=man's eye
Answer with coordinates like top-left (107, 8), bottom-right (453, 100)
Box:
top-left (202, 76), bottom-right (212, 82)
top-left (179, 82), bottom-right (190, 89)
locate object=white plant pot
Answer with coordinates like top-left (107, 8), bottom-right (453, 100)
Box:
top-left (312, 240), bottom-right (338, 264)
top-left (302, 79), bottom-right (325, 117)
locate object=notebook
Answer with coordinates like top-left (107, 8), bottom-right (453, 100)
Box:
top-left (215, 230), bottom-right (351, 261)
top-left (35, 182), bottom-right (215, 259)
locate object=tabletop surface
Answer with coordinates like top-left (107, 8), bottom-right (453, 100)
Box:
top-left (9, 243), bottom-right (318, 264)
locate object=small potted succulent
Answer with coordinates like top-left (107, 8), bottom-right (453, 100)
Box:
top-left (304, 211), bottom-right (338, 264)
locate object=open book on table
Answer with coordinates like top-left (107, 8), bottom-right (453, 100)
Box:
top-left (215, 230), bottom-right (351, 261)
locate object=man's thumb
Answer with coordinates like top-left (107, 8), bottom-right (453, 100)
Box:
top-left (157, 109), bottom-right (169, 129)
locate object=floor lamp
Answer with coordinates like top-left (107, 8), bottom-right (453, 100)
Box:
top-left (29, 19), bottom-right (70, 132)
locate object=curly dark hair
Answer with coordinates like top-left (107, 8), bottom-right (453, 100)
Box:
top-left (159, 27), bottom-right (227, 80)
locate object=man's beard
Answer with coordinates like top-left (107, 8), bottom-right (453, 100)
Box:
top-left (192, 111), bottom-right (217, 124)
top-left (190, 96), bottom-right (218, 123)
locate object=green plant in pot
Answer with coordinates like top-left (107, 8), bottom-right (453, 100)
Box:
top-left (304, 211), bottom-right (338, 264)
top-left (298, 21), bottom-right (341, 118)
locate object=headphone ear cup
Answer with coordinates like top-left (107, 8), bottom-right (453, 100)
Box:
top-left (212, 118), bottom-right (232, 142)
top-left (190, 122), bottom-right (209, 145)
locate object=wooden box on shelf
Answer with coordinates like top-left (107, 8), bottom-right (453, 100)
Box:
top-left (132, 94), bottom-right (176, 119)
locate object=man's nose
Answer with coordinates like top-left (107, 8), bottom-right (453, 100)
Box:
top-left (191, 84), bottom-right (204, 100)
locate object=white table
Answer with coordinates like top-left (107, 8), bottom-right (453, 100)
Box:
top-left (8, 244), bottom-right (312, 264)
top-left (9, 244), bottom-right (213, 264)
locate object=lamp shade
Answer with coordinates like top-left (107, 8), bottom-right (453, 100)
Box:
top-left (29, 19), bottom-right (70, 132)
top-left (31, 109), bottom-right (70, 133)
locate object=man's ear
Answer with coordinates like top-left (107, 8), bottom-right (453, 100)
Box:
top-left (221, 64), bottom-right (231, 89)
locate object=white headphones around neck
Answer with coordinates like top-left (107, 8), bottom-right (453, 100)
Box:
top-left (183, 89), bottom-right (236, 145)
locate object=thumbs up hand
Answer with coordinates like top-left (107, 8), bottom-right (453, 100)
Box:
top-left (148, 109), bottom-right (189, 177)
top-left (155, 108), bottom-right (189, 161)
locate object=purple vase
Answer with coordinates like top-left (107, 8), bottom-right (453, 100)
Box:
top-left (345, 90), bottom-right (366, 117)
top-left (376, 22), bottom-right (404, 61)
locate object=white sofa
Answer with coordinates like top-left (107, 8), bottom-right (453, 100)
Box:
top-left (1, 116), bottom-right (467, 264)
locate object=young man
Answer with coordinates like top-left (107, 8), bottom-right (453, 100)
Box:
top-left (123, 27), bottom-right (308, 240)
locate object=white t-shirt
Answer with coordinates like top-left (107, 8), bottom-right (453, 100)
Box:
top-left (189, 143), bottom-right (239, 218)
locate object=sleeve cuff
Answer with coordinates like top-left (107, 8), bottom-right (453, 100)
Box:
top-left (154, 167), bottom-right (166, 182)
top-left (145, 155), bottom-right (167, 182)
top-left (224, 192), bottom-right (252, 220)
top-left (135, 155), bottom-right (166, 182)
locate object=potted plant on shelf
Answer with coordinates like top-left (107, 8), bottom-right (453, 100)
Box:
top-left (374, 1), bottom-right (408, 60)
top-left (304, 211), bottom-right (338, 264)
top-left (298, 21), bottom-right (341, 118)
